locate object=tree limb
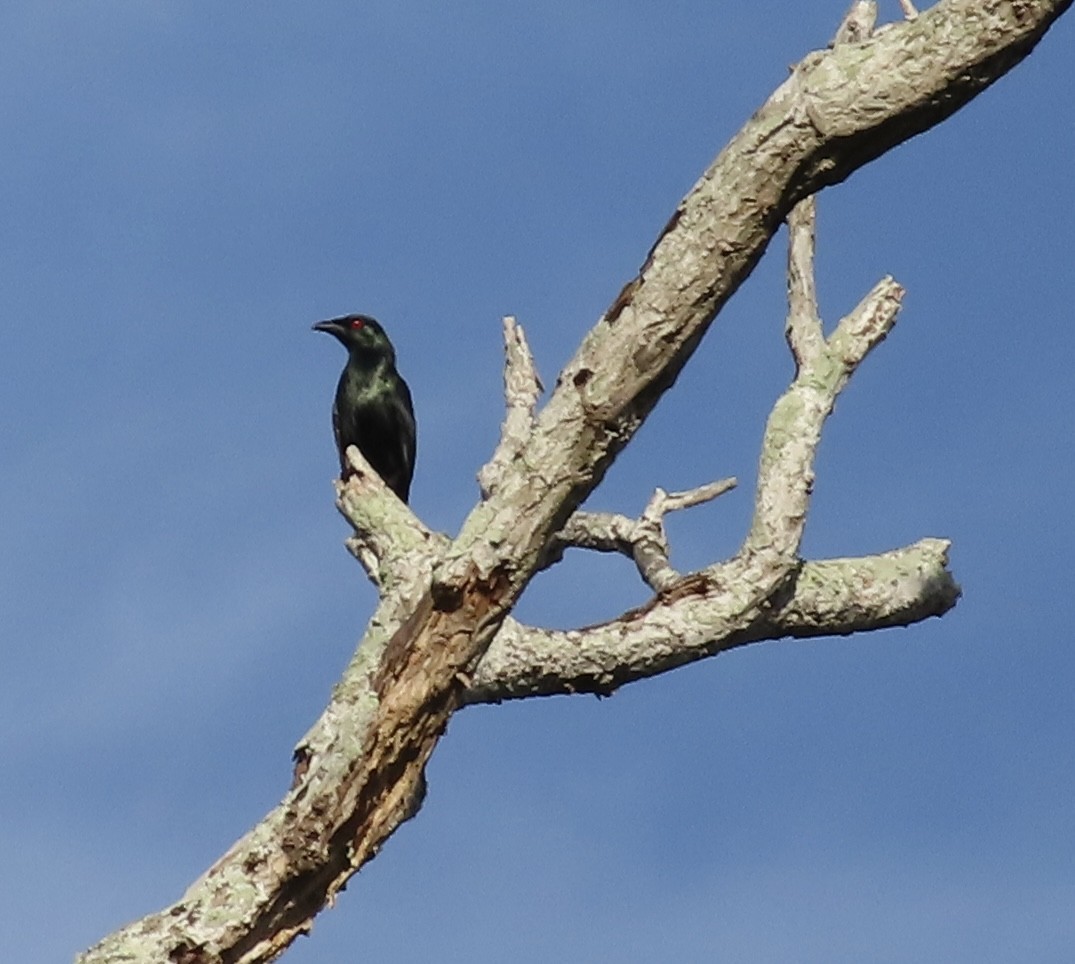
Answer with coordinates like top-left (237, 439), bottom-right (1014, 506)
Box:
top-left (468, 538), bottom-right (960, 703)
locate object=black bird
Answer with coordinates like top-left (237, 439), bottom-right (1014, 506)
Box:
top-left (312, 313), bottom-right (416, 502)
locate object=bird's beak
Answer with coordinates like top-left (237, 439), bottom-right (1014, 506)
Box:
top-left (312, 319), bottom-right (343, 335)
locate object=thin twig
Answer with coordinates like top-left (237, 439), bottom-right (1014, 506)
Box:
top-left (548, 478), bottom-right (737, 590)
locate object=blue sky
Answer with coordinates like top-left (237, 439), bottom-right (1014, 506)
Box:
top-left (2, 3), bottom-right (1073, 962)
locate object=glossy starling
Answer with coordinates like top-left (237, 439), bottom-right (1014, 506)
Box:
top-left (312, 313), bottom-right (416, 502)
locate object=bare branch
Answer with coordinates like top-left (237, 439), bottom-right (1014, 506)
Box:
top-left (478, 316), bottom-right (543, 498)
top-left (834, 1), bottom-right (878, 45)
top-left (516, 195), bottom-right (907, 699)
top-left (550, 511), bottom-right (637, 558)
top-left (899, 0), bottom-right (920, 20)
top-left (786, 196), bottom-right (824, 368)
top-left (829, 277), bottom-right (904, 368)
top-left (653, 479), bottom-right (739, 514)
top-left (77, 3), bottom-right (1070, 961)
top-left (748, 212), bottom-right (904, 560)
top-left (507, 197), bottom-right (908, 695)
top-left (336, 446), bottom-right (445, 590)
top-left (468, 538), bottom-right (960, 703)
top-left (547, 478), bottom-right (737, 590)
top-left (634, 482), bottom-right (738, 590)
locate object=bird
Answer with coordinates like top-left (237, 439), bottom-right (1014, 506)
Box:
top-left (312, 313), bottom-right (416, 502)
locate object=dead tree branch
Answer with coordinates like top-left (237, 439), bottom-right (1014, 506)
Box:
top-left (78, 2), bottom-right (1069, 962)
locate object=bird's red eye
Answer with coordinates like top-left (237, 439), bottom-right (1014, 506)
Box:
top-left (350, 318), bottom-right (365, 330)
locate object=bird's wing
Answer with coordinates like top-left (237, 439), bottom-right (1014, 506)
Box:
top-left (371, 377), bottom-right (416, 501)
top-left (396, 379), bottom-right (417, 471)
top-left (331, 397), bottom-right (346, 473)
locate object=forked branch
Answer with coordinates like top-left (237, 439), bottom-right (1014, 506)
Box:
top-left (78, 3), bottom-right (1066, 962)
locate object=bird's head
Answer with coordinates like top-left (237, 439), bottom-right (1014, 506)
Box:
top-left (312, 314), bottom-right (396, 363)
